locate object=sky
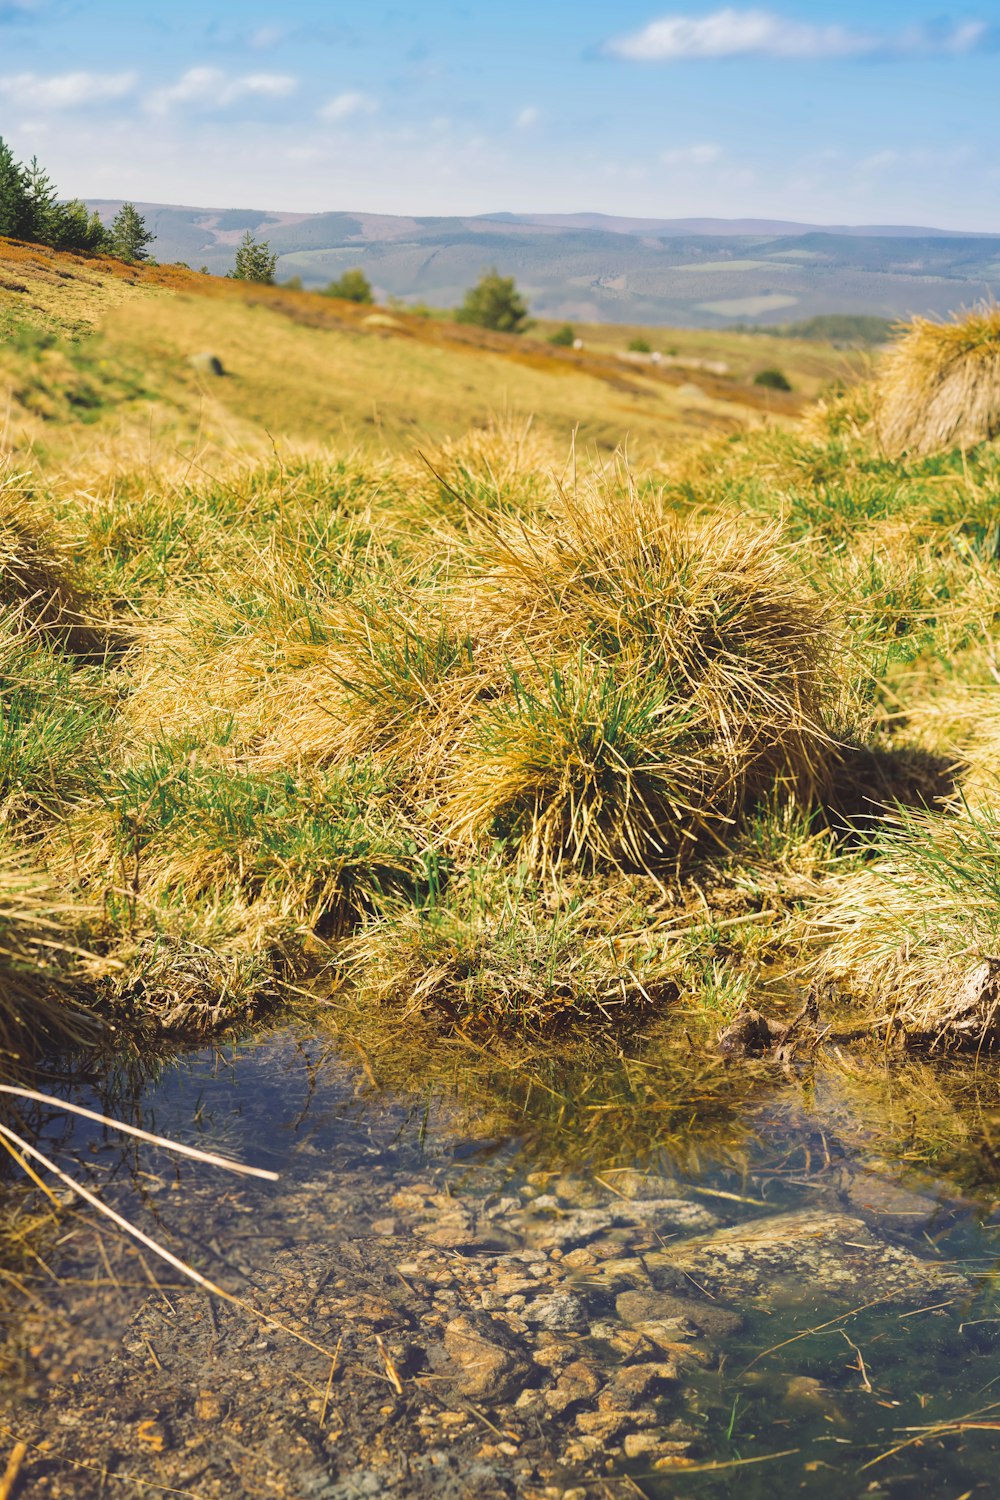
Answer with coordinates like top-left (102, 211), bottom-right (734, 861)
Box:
top-left (0, 1), bottom-right (998, 229)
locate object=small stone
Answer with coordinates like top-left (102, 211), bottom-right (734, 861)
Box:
top-left (136, 1419), bottom-right (170, 1452)
top-left (194, 1393), bottom-right (223, 1422)
top-left (444, 1314), bottom-right (533, 1402)
top-left (524, 1293), bottom-right (589, 1333)
top-left (603, 1361), bottom-right (678, 1408)
top-left (616, 1290), bottom-right (744, 1340)
top-left (544, 1360), bottom-right (602, 1414)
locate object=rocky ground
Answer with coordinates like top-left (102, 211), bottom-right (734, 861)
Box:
top-left (0, 1129), bottom-right (978, 1500)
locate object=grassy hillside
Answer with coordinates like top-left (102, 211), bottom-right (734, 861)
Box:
top-left (0, 237), bottom-right (833, 469)
top-left (2, 238), bottom-right (1000, 1073)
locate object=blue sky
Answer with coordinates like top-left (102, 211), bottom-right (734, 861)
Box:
top-left (1, 1), bottom-right (998, 227)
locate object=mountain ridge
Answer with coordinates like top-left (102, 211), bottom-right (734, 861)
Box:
top-left (84, 200), bottom-right (1000, 327)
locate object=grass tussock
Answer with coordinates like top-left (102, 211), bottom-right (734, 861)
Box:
top-left (318, 471), bottom-right (843, 877)
top-left (877, 304), bottom-right (1000, 457)
top-left (0, 851), bottom-right (99, 1070)
top-left (0, 467), bottom-right (111, 657)
top-left (815, 794), bottom-right (1000, 1047)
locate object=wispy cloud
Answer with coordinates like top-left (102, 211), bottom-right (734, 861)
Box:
top-left (662, 143), bottom-right (723, 166)
top-left (0, 0), bottom-right (45, 19)
top-left (0, 70), bottom-right (137, 108)
top-left (515, 105), bottom-right (540, 129)
top-left (148, 67), bottom-right (296, 116)
top-left (247, 24), bottom-right (287, 50)
top-left (606, 9), bottom-right (991, 62)
top-left (318, 90), bottom-right (379, 123)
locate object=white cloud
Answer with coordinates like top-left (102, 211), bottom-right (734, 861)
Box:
top-left (318, 90), bottom-right (379, 123)
top-left (606, 9), bottom-right (990, 62)
top-left (515, 105), bottom-right (540, 129)
top-left (662, 143), bottom-right (723, 166)
top-left (148, 67), bottom-right (296, 116)
top-left (0, 70), bottom-right (137, 108)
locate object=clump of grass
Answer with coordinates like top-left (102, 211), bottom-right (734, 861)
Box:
top-left (816, 793), bottom-right (1000, 1047)
top-left (444, 472), bottom-right (842, 873)
top-left (877, 304), bottom-right (1000, 456)
top-left (65, 745), bottom-right (426, 951)
top-left (0, 614), bottom-right (113, 821)
top-left (0, 849), bottom-right (98, 1071)
top-left (0, 467), bottom-right (110, 657)
top-left (104, 936), bottom-right (273, 1036)
top-left (342, 864), bottom-right (679, 1031)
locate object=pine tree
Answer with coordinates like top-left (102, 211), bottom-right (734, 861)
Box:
top-left (109, 202), bottom-right (154, 263)
top-left (53, 200), bottom-right (108, 253)
top-left (229, 230), bottom-right (277, 284)
top-left (22, 156), bottom-right (59, 244)
top-left (0, 137), bottom-right (32, 241)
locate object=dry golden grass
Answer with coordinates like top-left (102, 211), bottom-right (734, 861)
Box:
top-left (0, 465), bottom-right (109, 657)
top-left (0, 851), bottom-right (99, 1071)
top-left (877, 304), bottom-right (1000, 456)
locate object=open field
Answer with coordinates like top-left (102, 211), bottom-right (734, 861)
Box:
top-left (1, 235), bottom-right (1000, 1067)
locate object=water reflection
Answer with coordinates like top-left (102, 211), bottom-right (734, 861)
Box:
top-left (0, 1025), bottom-right (997, 1498)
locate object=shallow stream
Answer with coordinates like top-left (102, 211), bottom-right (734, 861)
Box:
top-left (1, 1025), bottom-right (998, 1499)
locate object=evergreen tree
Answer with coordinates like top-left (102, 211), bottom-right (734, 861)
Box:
top-left (229, 230), bottom-right (277, 284)
top-left (22, 156), bottom-right (60, 243)
top-left (0, 137), bottom-right (32, 241)
top-left (109, 202), bottom-right (154, 263)
top-left (53, 200), bottom-right (108, 253)
top-left (455, 268), bottom-right (529, 334)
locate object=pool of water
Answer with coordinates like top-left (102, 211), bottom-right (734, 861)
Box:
top-left (0, 1027), bottom-right (998, 1499)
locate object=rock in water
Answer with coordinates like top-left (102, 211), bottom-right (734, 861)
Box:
top-left (443, 1313), bottom-right (533, 1401)
top-left (655, 1209), bottom-right (971, 1307)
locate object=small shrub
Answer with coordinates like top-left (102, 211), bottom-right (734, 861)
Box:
top-left (456, 269), bottom-right (529, 334)
top-left (324, 269), bottom-right (374, 304)
top-left (548, 324), bottom-right (575, 347)
top-left (753, 368), bottom-right (792, 391)
top-left (627, 337), bottom-right (652, 354)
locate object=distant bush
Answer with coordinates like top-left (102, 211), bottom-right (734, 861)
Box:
top-left (229, 231), bottom-right (277, 285)
top-left (777, 314), bottom-right (895, 346)
top-left (753, 368), bottom-right (792, 391)
top-left (627, 337), bottom-right (652, 354)
top-left (548, 324), bottom-right (575, 347)
top-left (324, 268), bottom-right (374, 304)
top-left (282, 274), bottom-right (304, 292)
top-left (456, 268), bottom-right (529, 334)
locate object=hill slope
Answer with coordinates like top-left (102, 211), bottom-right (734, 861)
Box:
top-left (85, 202), bottom-right (1000, 327)
top-left (1, 237), bottom-right (836, 470)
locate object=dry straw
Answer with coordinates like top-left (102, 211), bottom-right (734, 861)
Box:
top-left (878, 303), bottom-right (1000, 457)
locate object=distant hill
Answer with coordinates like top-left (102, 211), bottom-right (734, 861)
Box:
top-left (86, 202), bottom-right (1000, 327)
